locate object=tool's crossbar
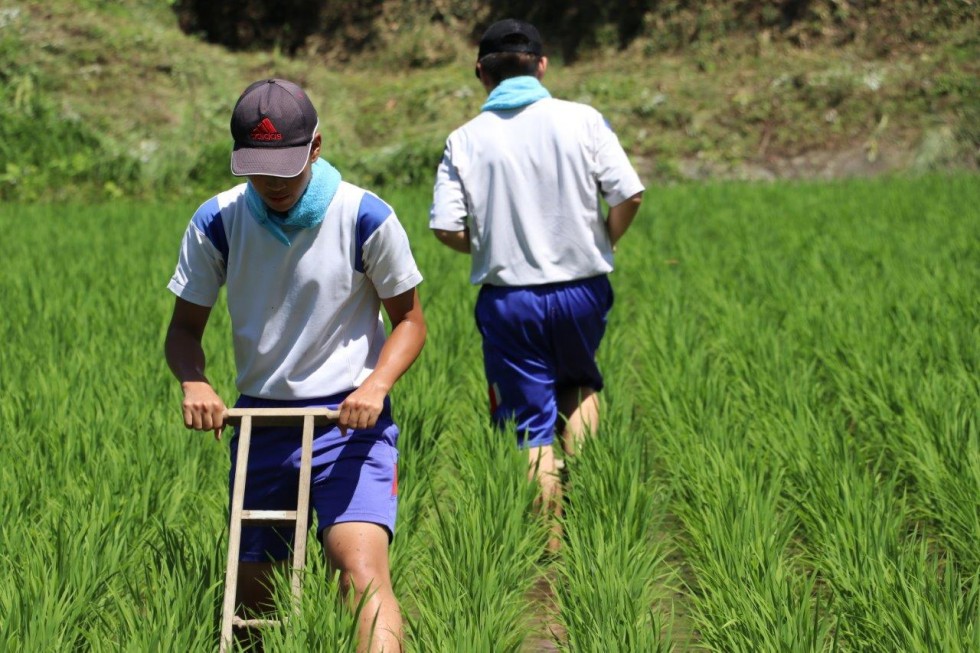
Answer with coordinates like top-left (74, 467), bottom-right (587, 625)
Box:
top-left (241, 510), bottom-right (299, 526)
top-left (218, 407), bottom-right (339, 653)
top-left (224, 407), bottom-right (340, 428)
top-left (233, 617), bottom-right (284, 628)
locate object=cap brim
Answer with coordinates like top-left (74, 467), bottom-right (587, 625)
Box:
top-left (230, 142), bottom-right (312, 178)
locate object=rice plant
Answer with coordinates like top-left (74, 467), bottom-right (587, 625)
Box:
top-left (0, 173), bottom-right (976, 650)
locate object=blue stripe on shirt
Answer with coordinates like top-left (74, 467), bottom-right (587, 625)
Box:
top-left (354, 193), bottom-right (392, 273)
top-left (191, 197), bottom-right (229, 262)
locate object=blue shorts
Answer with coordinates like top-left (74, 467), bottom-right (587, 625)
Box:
top-left (474, 275), bottom-right (613, 448)
top-left (229, 392), bottom-right (399, 563)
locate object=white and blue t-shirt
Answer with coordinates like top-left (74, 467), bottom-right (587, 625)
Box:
top-left (168, 181), bottom-right (423, 400)
top-left (429, 97), bottom-right (645, 287)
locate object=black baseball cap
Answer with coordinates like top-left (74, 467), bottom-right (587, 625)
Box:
top-left (477, 19), bottom-right (543, 59)
top-left (230, 79), bottom-right (319, 178)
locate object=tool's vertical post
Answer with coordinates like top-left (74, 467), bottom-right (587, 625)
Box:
top-left (290, 414), bottom-right (315, 609)
top-left (220, 414), bottom-right (252, 653)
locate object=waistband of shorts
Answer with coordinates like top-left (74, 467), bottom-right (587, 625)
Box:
top-left (480, 273), bottom-right (609, 294)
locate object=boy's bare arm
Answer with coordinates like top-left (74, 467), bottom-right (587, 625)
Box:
top-left (433, 228), bottom-right (471, 253)
top-left (606, 191), bottom-right (644, 247)
top-left (337, 287), bottom-right (427, 434)
top-left (165, 297), bottom-right (227, 439)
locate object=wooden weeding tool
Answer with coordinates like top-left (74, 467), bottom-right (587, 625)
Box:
top-left (218, 407), bottom-right (339, 653)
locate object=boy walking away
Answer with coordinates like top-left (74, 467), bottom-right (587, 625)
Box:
top-left (165, 78), bottom-right (425, 652)
top-left (429, 20), bottom-right (644, 547)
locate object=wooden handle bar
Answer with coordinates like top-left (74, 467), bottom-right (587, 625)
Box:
top-left (222, 407), bottom-right (340, 428)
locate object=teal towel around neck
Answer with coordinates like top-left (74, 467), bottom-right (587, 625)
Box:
top-left (481, 76), bottom-right (551, 112)
top-left (245, 158), bottom-right (341, 246)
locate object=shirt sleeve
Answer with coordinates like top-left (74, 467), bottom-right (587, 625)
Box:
top-left (359, 195), bottom-right (424, 299)
top-left (593, 113), bottom-right (645, 207)
top-left (166, 201), bottom-right (227, 307)
top-left (429, 139), bottom-right (469, 232)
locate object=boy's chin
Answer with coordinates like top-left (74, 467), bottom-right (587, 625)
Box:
top-left (264, 197), bottom-right (297, 213)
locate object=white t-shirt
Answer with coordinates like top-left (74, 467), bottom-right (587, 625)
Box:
top-left (168, 181), bottom-right (423, 400)
top-left (429, 97), bottom-right (645, 286)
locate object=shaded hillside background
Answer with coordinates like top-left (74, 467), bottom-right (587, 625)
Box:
top-left (0, 0), bottom-right (976, 201)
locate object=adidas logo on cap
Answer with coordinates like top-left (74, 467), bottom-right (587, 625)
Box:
top-left (250, 118), bottom-right (283, 142)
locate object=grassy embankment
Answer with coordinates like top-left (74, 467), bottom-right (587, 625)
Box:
top-left (1, 0), bottom-right (977, 202)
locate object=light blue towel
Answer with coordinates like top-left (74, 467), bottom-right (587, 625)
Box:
top-left (245, 158), bottom-right (341, 246)
top-left (481, 76), bottom-right (551, 112)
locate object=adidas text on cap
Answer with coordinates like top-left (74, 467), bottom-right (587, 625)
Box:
top-left (478, 19), bottom-right (543, 59)
top-left (230, 79), bottom-right (319, 178)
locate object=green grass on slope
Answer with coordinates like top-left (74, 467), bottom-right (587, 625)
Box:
top-left (2, 0), bottom-right (977, 202)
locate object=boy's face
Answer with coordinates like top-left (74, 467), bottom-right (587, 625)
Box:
top-left (247, 134), bottom-right (322, 213)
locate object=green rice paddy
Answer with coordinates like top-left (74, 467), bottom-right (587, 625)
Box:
top-left (0, 173), bottom-right (977, 651)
